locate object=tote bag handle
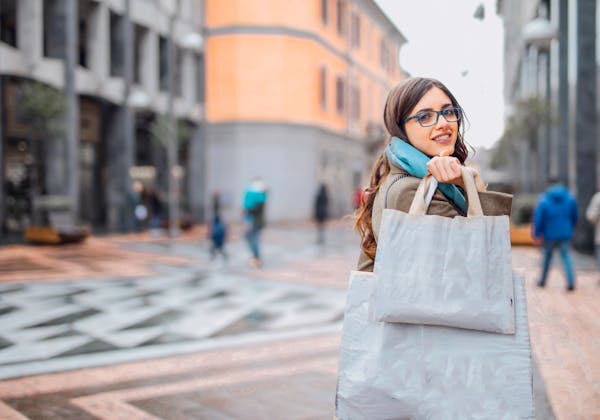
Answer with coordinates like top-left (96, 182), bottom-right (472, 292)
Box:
top-left (408, 166), bottom-right (483, 217)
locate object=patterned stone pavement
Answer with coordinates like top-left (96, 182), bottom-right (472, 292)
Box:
top-left (0, 221), bottom-right (597, 419)
top-left (0, 267), bottom-right (345, 380)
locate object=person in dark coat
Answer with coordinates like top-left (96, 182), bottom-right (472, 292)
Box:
top-left (314, 183), bottom-right (329, 244)
top-left (533, 178), bottom-right (579, 290)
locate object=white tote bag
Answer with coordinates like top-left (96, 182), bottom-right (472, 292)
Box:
top-left (371, 167), bottom-right (515, 334)
top-left (335, 271), bottom-right (534, 420)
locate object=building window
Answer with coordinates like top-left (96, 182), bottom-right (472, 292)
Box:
top-left (135, 114), bottom-right (154, 166)
top-left (350, 85), bottom-right (360, 120)
top-left (174, 46), bottom-right (183, 97)
top-left (109, 11), bottom-right (125, 77)
top-left (321, 0), bottom-right (328, 25)
top-left (380, 39), bottom-right (388, 71)
top-left (133, 24), bottom-right (147, 84)
top-left (336, 76), bottom-right (344, 114)
top-left (0, 0), bottom-right (17, 47)
top-left (195, 53), bottom-right (204, 104)
top-left (336, 0), bottom-right (345, 36)
top-left (159, 35), bottom-right (168, 91)
top-left (320, 67), bottom-right (327, 110)
top-left (78, 0), bottom-right (95, 68)
top-left (43, 0), bottom-right (64, 58)
top-left (351, 13), bottom-right (360, 48)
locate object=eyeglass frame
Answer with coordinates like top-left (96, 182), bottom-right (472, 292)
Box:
top-left (402, 107), bottom-right (463, 127)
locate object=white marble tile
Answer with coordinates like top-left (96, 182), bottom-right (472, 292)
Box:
top-left (0, 336), bottom-right (92, 364)
top-left (93, 327), bottom-right (164, 348)
top-left (0, 305), bottom-right (87, 330)
top-left (0, 325), bottom-right (71, 342)
top-left (264, 308), bottom-right (343, 330)
top-left (73, 306), bottom-right (167, 334)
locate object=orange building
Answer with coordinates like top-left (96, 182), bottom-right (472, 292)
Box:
top-left (205, 0), bottom-right (406, 221)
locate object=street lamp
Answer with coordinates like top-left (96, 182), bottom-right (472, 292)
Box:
top-left (127, 90), bottom-right (151, 109)
top-left (522, 15), bottom-right (557, 49)
top-left (180, 32), bottom-right (204, 51)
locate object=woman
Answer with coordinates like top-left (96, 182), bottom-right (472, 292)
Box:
top-left (355, 77), bottom-right (512, 271)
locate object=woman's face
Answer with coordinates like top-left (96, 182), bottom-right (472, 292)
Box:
top-left (404, 87), bottom-right (459, 157)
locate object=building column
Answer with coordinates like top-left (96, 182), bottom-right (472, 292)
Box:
top-left (188, 123), bottom-right (206, 222)
top-left (181, 50), bottom-right (195, 104)
top-left (88, 1), bottom-right (110, 81)
top-left (105, 0), bottom-right (135, 232)
top-left (38, 0), bottom-right (68, 200)
top-left (557, 0), bottom-right (569, 186)
top-left (166, 9), bottom-right (178, 236)
top-left (0, 77), bottom-right (4, 235)
top-left (105, 108), bottom-right (128, 231)
top-left (43, 1), bottom-right (67, 199)
top-left (537, 50), bottom-right (550, 188)
top-left (17, 0), bottom-right (43, 67)
top-left (143, 30), bottom-right (158, 94)
top-left (573, 0), bottom-right (597, 251)
top-left (65, 0), bottom-right (80, 222)
top-left (544, 45), bottom-right (554, 180)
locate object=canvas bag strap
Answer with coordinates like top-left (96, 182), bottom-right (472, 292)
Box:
top-left (408, 166), bottom-right (483, 217)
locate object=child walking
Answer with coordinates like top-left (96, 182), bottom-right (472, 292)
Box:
top-left (208, 214), bottom-right (228, 261)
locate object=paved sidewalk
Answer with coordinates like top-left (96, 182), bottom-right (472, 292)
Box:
top-left (0, 222), bottom-right (597, 419)
top-left (512, 246), bottom-right (600, 419)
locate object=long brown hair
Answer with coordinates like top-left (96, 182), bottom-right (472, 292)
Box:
top-left (355, 77), bottom-right (470, 261)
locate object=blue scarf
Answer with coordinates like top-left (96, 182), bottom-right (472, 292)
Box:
top-left (386, 137), bottom-right (467, 213)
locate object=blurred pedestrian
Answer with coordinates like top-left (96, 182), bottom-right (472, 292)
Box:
top-left (148, 188), bottom-right (164, 233)
top-left (585, 187), bottom-right (600, 271)
top-left (353, 187), bottom-right (363, 210)
top-left (243, 178), bottom-right (268, 268)
top-left (129, 181), bottom-right (147, 232)
top-left (212, 190), bottom-right (222, 217)
top-left (314, 183), bottom-right (329, 244)
top-left (533, 177), bottom-right (578, 291)
top-left (208, 214), bottom-right (228, 261)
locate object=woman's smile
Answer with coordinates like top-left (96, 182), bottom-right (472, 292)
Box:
top-left (432, 132), bottom-right (452, 144)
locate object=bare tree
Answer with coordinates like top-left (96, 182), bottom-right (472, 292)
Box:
top-left (491, 96), bottom-right (555, 193)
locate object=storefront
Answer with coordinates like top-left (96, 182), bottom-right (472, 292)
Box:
top-left (2, 79), bottom-right (37, 235)
top-left (1, 79), bottom-right (108, 238)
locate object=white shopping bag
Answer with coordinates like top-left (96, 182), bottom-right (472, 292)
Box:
top-left (371, 167), bottom-right (515, 334)
top-left (335, 270), bottom-right (534, 420)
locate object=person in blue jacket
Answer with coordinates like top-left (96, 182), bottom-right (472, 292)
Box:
top-left (533, 178), bottom-right (579, 290)
top-left (242, 177), bottom-right (268, 268)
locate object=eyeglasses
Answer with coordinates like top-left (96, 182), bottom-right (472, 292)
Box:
top-left (403, 107), bottom-right (462, 127)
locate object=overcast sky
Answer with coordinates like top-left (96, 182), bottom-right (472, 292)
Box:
top-left (374, 0), bottom-right (505, 150)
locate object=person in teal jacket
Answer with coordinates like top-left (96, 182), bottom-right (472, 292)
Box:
top-left (243, 178), bottom-right (268, 267)
top-left (533, 178), bottom-right (579, 290)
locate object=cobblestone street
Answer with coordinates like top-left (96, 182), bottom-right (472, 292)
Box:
top-left (0, 221), bottom-right (598, 419)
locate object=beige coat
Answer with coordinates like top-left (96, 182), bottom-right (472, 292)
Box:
top-left (357, 163), bottom-right (513, 272)
top-left (585, 191), bottom-right (600, 245)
